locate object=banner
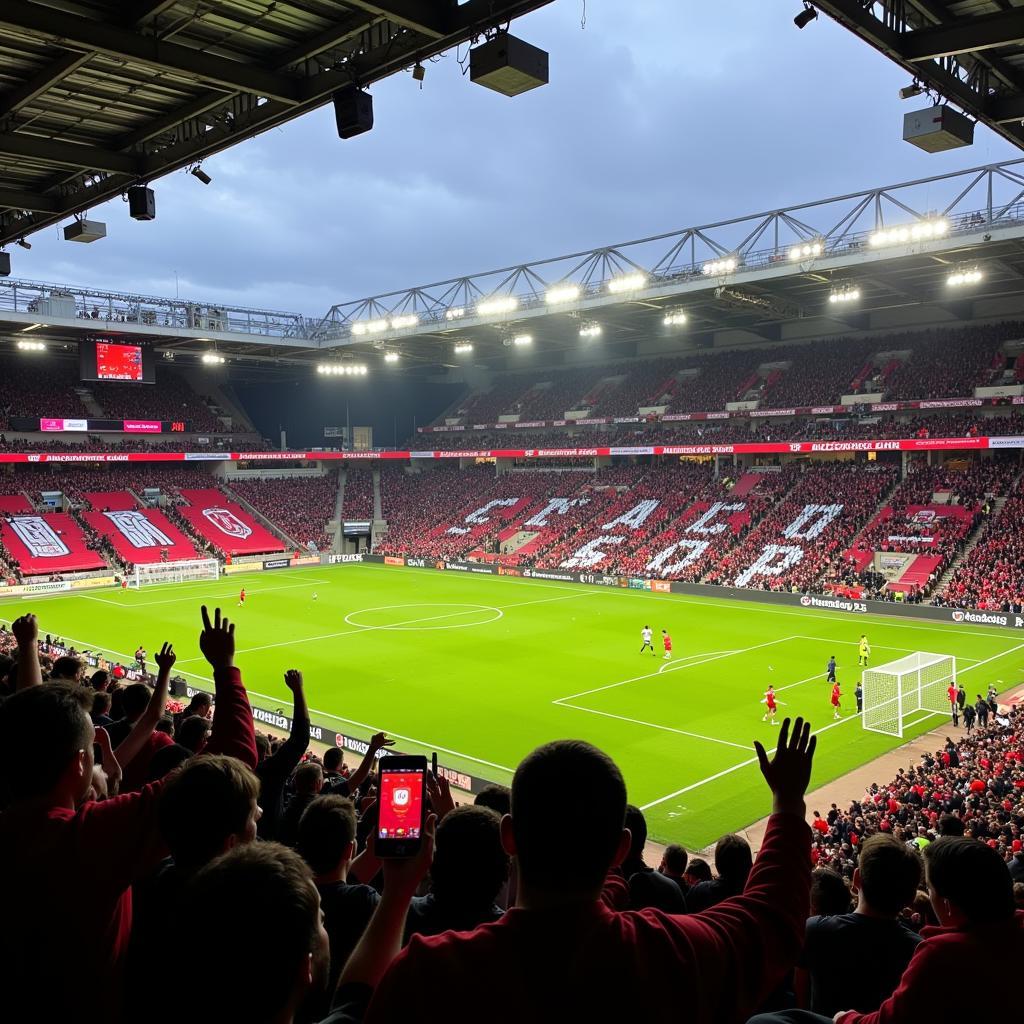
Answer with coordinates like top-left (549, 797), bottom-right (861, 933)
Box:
top-left (10, 516), bottom-right (70, 558)
top-left (201, 507), bottom-right (252, 540)
top-left (104, 510), bottom-right (173, 549)
top-left (263, 557), bottom-right (292, 569)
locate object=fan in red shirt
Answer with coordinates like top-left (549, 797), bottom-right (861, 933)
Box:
top-left (0, 606), bottom-right (257, 1024)
top-left (661, 628), bottom-right (672, 661)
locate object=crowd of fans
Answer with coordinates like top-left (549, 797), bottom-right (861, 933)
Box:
top-left (230, 472), bottom-right (338, 550)
top-left (0, 607), bottom-right (1020, 1023)
top-left (342, 468), bottom-right (374, 521)
top-left (90, 370), bottom-right (225, 432)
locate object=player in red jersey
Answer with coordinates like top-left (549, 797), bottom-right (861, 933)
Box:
top-left (761, 685), bottom-right (778, 724)
top-left (661, 629), bottom-right (672, 661)
top-left (947, 681), bottom-right (960, 726)
top-left (831, 681), bottom-right (842, 720)
top-left (237, 588), bottom-right (246, 607)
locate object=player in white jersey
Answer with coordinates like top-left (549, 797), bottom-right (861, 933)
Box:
top-left (639, 625), bottom-right (655, 656)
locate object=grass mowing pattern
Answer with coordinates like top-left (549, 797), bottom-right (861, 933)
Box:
top-left (4, 562), bottom-right (1023, 849)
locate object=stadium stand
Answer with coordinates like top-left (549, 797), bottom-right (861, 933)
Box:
top-left (80, 501), bottom-right (201, 567)
top-left (229, 472), bottom-right (337, 551)
top-left (0, 511), bottom-right (106, 575)
top-left (341, 468), bottom-right (374, 521)
top-left (0, 356), bottom-right (87, 430)
top-left (90, 370), bottom-right (224, 431)
top-left (175, 488), bottom-right (286, 557)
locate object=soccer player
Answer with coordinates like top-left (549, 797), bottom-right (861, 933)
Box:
top-left (826, 655), bottom-right (837, 684)
top-left (831, 681), bottom-right (842, 720)
top-left (312, 592), bottom-right (319, 602)
top-left (947, 681), bottom-right (960, 725)
top-left (661, 629), bottom-right (672, 661)
top-left (639, 625), bottom-right (655, 656)
top-left (855, 681), bottom-right (863, 714)
top-left (857, 634), bottom-right (870, 667)
top-left (237, 587), bottom-right (246, 608)
top-left (761, 684), bottom-right (778, 724)
top-left (134, 645), bottom-right (146, 672)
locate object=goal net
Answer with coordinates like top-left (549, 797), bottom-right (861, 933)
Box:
top-left (862, 652), bottom-right (956, 738)
top-left (129, 558), bottom-right (220, 588)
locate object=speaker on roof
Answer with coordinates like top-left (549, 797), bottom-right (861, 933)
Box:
top-left (127, 185), bottom-right (156, 221)
top-left (333, 87), bottom-right (374, 139)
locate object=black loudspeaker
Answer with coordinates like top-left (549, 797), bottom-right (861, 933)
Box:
top-left (0, 252), bottom-right (9, 277)
top-left (170, 675), bottom-right (188, 697)
top-left (333, 87), bottom-right (373, 139)
top-left (127, 185), bottom-right (156, 221)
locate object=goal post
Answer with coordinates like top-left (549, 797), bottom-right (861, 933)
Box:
top-left (129, 558), bottom-right (220, 588)
top-left (862, 652), bottom-right (956, 738)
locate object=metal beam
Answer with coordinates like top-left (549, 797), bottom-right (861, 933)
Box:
top-left (0, 187), bottom-right (56, 213)
top-left (271, 12), bottom-right (379, 68)
top-left (0, 1), bottom-right (302, 104)
top-left (333, 0), bottom-right (448, 38)
top-left (902, 10), bottom-right (1024, 61)
top-left (0, 132), bottom-right (141, 174)
top-left (0, 52), bottom-right (91, 119)
top-left (126, 0), bottom-right (178, 24)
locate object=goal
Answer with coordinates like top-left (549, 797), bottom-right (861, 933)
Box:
top-left (862, 652), bottom-right (956, 738)
top-left (129, 558), bottom-right (220, 588)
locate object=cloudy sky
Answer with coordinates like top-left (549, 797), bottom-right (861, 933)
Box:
top-left (17, 0), bottom-right (1021, 319)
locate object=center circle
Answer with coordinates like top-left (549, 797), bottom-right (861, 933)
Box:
top-left (344, 602), bottom-right (503, 631)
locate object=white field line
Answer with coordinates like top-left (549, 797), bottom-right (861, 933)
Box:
top-left (638, 638), bottom-right (1024, 812)
top-left (352, 562), bottom-right (1024, 641)
top-left (794, 635), bottom-right (982, 664)
top-left (553, 701), bottom-right (751, 750)
top-left (80, 578), bottom-right (332, 607)
top-left (659, 650), bottom-right (739, 673)
top-left (551, 636), bottom-right (796, 704)
top-left (0, 624), bottom-right (517, 777)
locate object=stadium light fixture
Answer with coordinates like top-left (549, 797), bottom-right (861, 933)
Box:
top-left (579, 323), bottom-right (602, 339)
top-left (607, 273), bottom-right (646, 294)
top-left (351, 318), bottom-right (389, 337)
top-left (828, 285), bottom-right (861, 304)
top-left (794, 4), bottom-right (817, 29)
top-left (663, 311), bottom-right (688, 327)
top-left (869, 218), bottom-right (947, 248)
top-left (445, 307), bottom-right (466, 321)
top-left (477, 295), bottom-right (518, 316)
top-left (201, 352), bottom-right (226, 364)
top-left (899, 81), bottom-right (925, 100)
top-left (384, 351), bottom-right (400, 363)
top-left (317, 363), bottom-right (367, 375)
top-left (453, 342), bottom-right (474, 354)
top-left (512, 333), bottom-right (533, 347)
top-left (947, 267), bottom-right (983, 287)
top-left (16, 238), bottom-right (30, 250)
top-left (20, 322), bottom-right (44, 332)
top-left (546, 283), bottom-right (581, 304)
top-left (788, 241), bottom-right (823, 261)
top-left (16, 339), bottom-right (45, 351)
top-left (702, 256), bottom-right (737, 276)
top-left (191, 166), bottom-right (212, 185)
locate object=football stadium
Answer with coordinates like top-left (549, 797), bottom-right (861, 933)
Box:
top-left (1, 2), bottom-right (1023, 1022)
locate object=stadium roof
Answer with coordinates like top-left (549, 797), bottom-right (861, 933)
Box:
top-left (5, 159), bottom-right (1024, 376)
top-left (814, 0), bottom-right (1024, 151)
top-left (0, 0), bottom-right (553, 246)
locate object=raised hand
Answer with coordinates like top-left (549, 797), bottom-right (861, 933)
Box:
top-left (754, 716), bottom-right (816, 816)
top-left (154, 642), bottom-right (176, 673)
top-left (199, 606), bottom-right (235, 670)
top-left (94, 726), bottom-right (122, 797)
top-left (381, 813), bottom-right (437, 900)
top-left (426, 771), bottom-right (455, 820)
top-left (369, 732), bottom-right (395, 754)
top-left (284, 669), bottom-right (304, 693)
top-left (11, 613), bottom-right (38, 646)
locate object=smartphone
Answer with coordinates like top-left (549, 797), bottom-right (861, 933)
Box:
top-left (376, 754), bottom-right (427, 858)
top-left (431, 751), bottom-right (438, 778)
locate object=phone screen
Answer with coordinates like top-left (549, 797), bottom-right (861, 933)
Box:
top-left (378, 767), bottom-right (425, 842)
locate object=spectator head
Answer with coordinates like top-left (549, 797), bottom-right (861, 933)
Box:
top-left (713, 834), bottom-right (753, 885)
top-left (120, 682), bottom-right (151, 721)
top-left (159, 754), bottom-right (261, 871)
top-left (255, 733), bottom-right (271, 761)
top-left (183, 692), bottom-right (212, 719)
top-left (624, 804), bottom-right (648, 862)
top-left (684, 858), bottom-right (713, 886)
top-left (506, 740), bottom-right (628, 897)
top-left (91, 691), bottom-right (112, 718)
top-left (924, 836), bottom-right (1015, 927)
top-left (322, 747), bottom-right (343, 774)
top-left (852, 833), bottom-right (922, 916)
top-left (0, 683), bottom-right (94, 803)
top-left (293, 762), bottom-right (324, 796)
top-left (89, 669), bottom-right (110, 691)
top-left (177, 714), bottom-right (211, 753)
top-left (811, 868), bottom-right (852, 916)
top-left (50, 656), bottom-right (84, 684)
top-left (474, 783), bottom-right (511, 817)
top-left (1014, 882), bottom-right (1024, 912)
top-left (296, 795), bottom-right (357, 878)
top-left (937, 813), bottom-right (965, 837)
top-left (155, 715), bottom-right (174, 736)
top-left (660, 844), bottom-right (688, 877)
top-left (431, 806), bottom-right (507, 908)
top-left (176, 843), bottom-right (329, 1024)
top-left (147, 743), bottom-right (191, 782)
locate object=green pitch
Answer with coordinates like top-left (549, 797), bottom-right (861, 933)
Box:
top-left (3, 563), bottom-right (1023, 848)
